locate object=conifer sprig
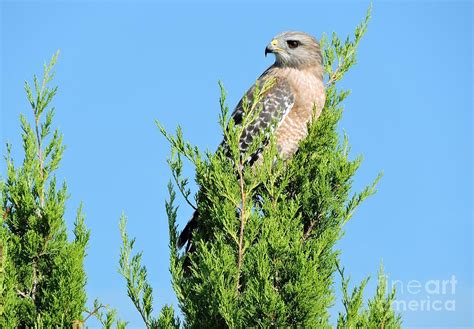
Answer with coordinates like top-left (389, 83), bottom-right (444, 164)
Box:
top-left (117, 6), bottom-right (400, 327)
top-left (323, 5), bottom-right (372, 86)
top-left (118, 215), bottom-right (180, 328)
top-left (1, 51), bottom-right (89, 327)
top-left (336, 262), bottom-right (402, 328)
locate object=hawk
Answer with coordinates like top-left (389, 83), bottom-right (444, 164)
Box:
top-left (178, 31), bottom-right (326, 249)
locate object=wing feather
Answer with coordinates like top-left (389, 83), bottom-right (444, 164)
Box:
top-left (225, 76), bottom-right (295, 161)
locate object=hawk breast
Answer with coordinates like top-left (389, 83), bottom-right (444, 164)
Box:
top-left (273, 67), bottom-right (326, 159)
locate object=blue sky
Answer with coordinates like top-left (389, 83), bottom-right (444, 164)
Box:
top-left (1, 1), bottom-right (472, 327)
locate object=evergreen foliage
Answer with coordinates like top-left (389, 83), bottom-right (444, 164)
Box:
top-left (87, 298), bottom-right (128, 329)
top-left (337, 263), bottom-right (401, 328)
top-left (0, 7), bottom-right (402, 328)
top-left (0, 52), bottom-right (90, 327)
top-left (136, 6), bottom-right (399, 328)
top-left (117, 215), bottom-right (180, 328)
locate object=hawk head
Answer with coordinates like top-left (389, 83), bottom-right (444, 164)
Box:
top-left (265, 31), bottom-right (322, 69)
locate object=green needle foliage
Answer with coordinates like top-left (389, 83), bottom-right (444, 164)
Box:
top-left (0, 52), bottom-right (90, 327)
top-left (337, 263), bottom-right (401, 328)
top-left (150, 6), bottom-right (400, 328)
top-left (118, 215), bottom-right (180, 328)
top-left (0, 6), bottom-right (401, 328)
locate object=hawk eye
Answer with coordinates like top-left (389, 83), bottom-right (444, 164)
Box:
top-left (287, 40), bottom-right (300, 49)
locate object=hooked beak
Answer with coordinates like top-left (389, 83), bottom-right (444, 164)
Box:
top-left (265, 46), bottom-right (272, 57)
top-left (265, 38), bottom-right (281, 57)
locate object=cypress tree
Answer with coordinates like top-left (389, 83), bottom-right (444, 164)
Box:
top-left (0, 52), bottom-right (90, 327)
top-left (118, 7), bottom-right (401, 328)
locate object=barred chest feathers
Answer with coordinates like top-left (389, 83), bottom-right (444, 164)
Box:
top-left (274, 68), bottom-right (326, 159)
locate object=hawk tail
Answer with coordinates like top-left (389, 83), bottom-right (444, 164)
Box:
top-left (177, 210), bottom-right (199, 250)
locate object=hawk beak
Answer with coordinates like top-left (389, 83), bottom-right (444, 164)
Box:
top-left (265, 46), bottom-right (272, 57)
top-left (265, 39), bottom-right (280, 57)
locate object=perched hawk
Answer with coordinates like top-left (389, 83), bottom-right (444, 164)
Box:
top-left (178, 31), bottom-right (326, 249)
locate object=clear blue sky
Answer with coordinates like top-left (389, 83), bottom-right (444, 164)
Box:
top-left (1, 1), bottom-right (472, 328)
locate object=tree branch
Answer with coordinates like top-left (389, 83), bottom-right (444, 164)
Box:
top-left (16, 289), bottom-right (29, 299)
top-left (83, 304), bottom-right (106, 324)
top-left (236, 162), bottom-right (247, 293)
top-left (171, 169), bottom-right (196, 211)
top-left (303, 212), bottom-right (322, 242)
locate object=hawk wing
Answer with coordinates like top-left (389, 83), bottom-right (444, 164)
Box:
top-left (226, 76), bottom-right (295, 161)
top-left (180, 77), bottom-right (295, 250)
